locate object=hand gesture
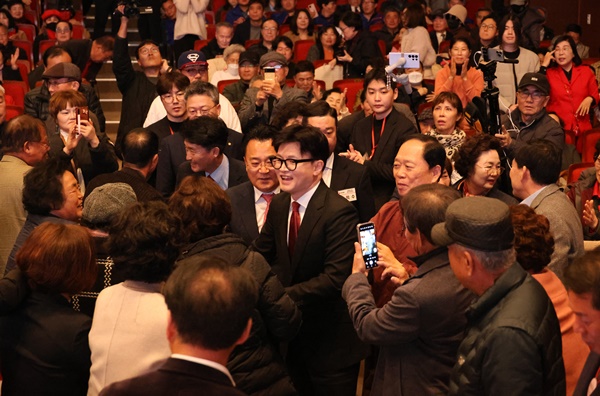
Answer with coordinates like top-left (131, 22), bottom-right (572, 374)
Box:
top-left (338, 143), bottom-right (366, 164)
top-left (328, 58), bottom-right (337, 70)
top-left (577, 96), bottom-right (594, 117)
top-left (450, 60), bottom-right (457, 78)
top-left (261, 79), bottom-right (282, 99)
top-left (494, 125), bottom-right (512, 148)
top-left (377, 242), bottom-right (409, 286)
top-left (352, 242), bottom-right (369, 275)
top-left (542, 50), bottom-right (555, 67)
top-left (583, 199), bottom-right (599, 230)
top-left (336, 49), bottom-right (353, 63)
top-left (78, 119), bottom-right (100, 148)
top-left (233, 16), bottom-right (245, 27)
top-left (255, 87), bottom-right (268, 106)
top-left (63, 124), bottom-right (83, 155)
top-left (160, 59), bottom-right (170, 74)
top-left (116, 4), bottom-right (128, 21)
top-left (312, 81), bottom-right (322, 101)
top-left (9, 48), bottom-right (19, 70)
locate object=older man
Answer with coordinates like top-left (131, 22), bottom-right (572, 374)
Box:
top-left (201, 22), bottom-right (234, 60)
top-left (431, 196), bottom-right (565, 395)
top-left (343, 184), bottom-right (473, 396)
top-left (496, 73), bottom-right (564, 160)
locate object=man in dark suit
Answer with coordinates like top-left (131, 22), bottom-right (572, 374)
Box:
top-left (227, 126), bottom-right (279, 245)
top-left (61, 36), bottom-right (114, 83)
top-left (156, 81), bottom-right (243, 196)
top-left (305, 101), bottom-right (376, 222)
top-left (145, 71), bottom-right (190, 141)
top-left (84, 128), bottom-right (163, 202)
top-left (253, 125), bottom-right (366, 395)
top-left (565, 252), bottom-right (600, 396)
top-left (99, 258), bottom-right (257, 396)
top-left (343, 68), bottom-right (418, 209)
top-left (175, 116), bottom-right (248, 191)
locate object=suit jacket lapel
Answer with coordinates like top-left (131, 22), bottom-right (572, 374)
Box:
top-left (291, 182), bottom-right (327, 273)
top-left (240, 183), bottom-right (259, 240)
top-left (275, 193), bottom-right (293, 284)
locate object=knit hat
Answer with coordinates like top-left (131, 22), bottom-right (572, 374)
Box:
top-left (177, 50), bottom-right (208, 70)
top-left (82, 183), bottom-right (137, 228)
top-left (42, 62), bottom-right (81, 82)
top-left (431, 196), bottom-right (514, 252)
top-left (445, 5), bottom-right (467, 24)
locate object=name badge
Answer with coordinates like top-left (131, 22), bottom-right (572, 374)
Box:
top-left (338, 188), bottom-right (357, 202)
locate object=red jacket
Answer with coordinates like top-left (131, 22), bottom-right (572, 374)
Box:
top-left (546, 65), bottom-right (600, 134)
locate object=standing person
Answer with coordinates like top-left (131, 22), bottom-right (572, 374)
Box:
top-left (476, 14), bottom-right (498, 49)
top-left (434, 37), bottom-right (484, 108)
top-left (493, 15), bottom-right (540, 113)
top-left (399, 4), bottom-right (436, 78)
top-left (0, 115), bottom-right (49, 273)
top-left (344, 68), bottom-right (418, 209)
top-left (429, 9), bottom-right (453, 54)
top-left (254, 126), bottom-right (367, 395)
top-left (0, 223), bottom-right (97, 396)
top-left (541, 35), bottom-right (599, 151)
top-left (114, 5), bottom-right (167, 148)
top-left (431, 196), bottom-right (565, 395)
top-left (61, 35), bottom-right (115, 83)
top-left (336, 11), bottom-right (382, 79)
top-left (173, 0), bottom-right (209, 59)
top-left (507, 0), bottom-right (543, 51)
top-left (146, 71), bottom-right (190, 141)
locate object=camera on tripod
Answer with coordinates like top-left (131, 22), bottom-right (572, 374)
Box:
top-left (116, 0), bottom-right (153, 18)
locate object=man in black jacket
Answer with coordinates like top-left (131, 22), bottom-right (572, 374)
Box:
top-left (431, 196), bottom-right (566, 395)
top-left (201, 22), bottom-right (234, 60)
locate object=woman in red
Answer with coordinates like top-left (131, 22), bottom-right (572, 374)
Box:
top-left (542, 35), bottom-right (599, 150)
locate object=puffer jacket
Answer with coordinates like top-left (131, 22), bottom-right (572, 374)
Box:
top-left (448, 263), bottom-right (566, 396)
top-left (177, 233), bottom-right (302, 396)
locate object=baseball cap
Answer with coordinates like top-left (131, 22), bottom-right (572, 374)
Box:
top-left (431, 196), bottom-right (514, 252)
top-left (178, 50), bottom-right (208, 70)
top-left (518, 73), bottom-right (550, 95)
top-left (239, 50), bottom-right (260, 66)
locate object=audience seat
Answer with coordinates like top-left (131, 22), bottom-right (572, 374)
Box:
top-left (205, 11), bottom-right (215, 24)
top-left (333, 79), bottom-right (364, 113)
top-left (16, 23), bottom-right (35, 41)
top-left (540, 40), bottom-right (552, 50)
top-left (580, 128), bottom-right (600, 162)
top-left (294, 40), bottom-right (314, 62)
top-left (312, 59), bottom-right (330, 68)
top-left (15, 60), bottom-right (29, 82)
top-left (582, 58), bottom-right (600, 66)
top-left (5, 104), bottom-right (23, 121)
top-left (245, 39), bottom-right (260, 49)
top-left (38, 39), bottom-right (55, 60)
top-left (194, 40), bottom-right (209, 51)
top-left (206, 24), bottom-right (216, 40)
top-left (23, 10), bottom-right (37, 26)
top-left (568, 162), bottom-right (594, 184)
top-left (72, 24), bottom-right (84, 39)
top-left (217, 79), bottom-right (238, 93)
top-left (3, 80), bottom-right (28, 107)
top-left (377, 40), bottom-right (387, 57)
top-left (74, 10), bottom-right (83, 22)
top-left (279, 24), bottom-right (291, 35)
top-left (296, 0), bottom-right (315, 10)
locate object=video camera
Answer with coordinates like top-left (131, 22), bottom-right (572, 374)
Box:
top-left (115, 0), bottom-right (153, 18)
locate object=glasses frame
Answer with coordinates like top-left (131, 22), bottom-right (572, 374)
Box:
top-left (517, 90), bottom-right (547, 101)
top-left (187, 103), bottom-right (219, 117)
top-left (269, 156), bottom-right (315, 171)
top-left (475, 164), bottom-right (505, 175)
top-left (161, 91), bottom-right (186, 103)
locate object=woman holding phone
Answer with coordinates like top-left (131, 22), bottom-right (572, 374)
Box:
top-left (46, 89), bottom-right (118, 186)
top-left (434, 37), bottom-right (484, 108)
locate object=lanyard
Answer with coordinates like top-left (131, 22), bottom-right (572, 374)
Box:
top-left (371, 116), bottom-right (386, 158)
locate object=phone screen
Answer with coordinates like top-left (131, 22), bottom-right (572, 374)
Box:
top-left (357, 222), bottom-right (378, 269)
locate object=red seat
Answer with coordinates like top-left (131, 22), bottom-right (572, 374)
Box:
top-left (218, 79), bottom-right (238, 93)
top-left (16, 23), bottom-right (35, 41)
top-left (279, 24), bottom-right (291, 35)
top-left (333, 79), bottom-right (364, 114)
top-left (540, 40), bottom-right (552, 50)
top-left (38, 39), bottom-right (55, 60)
top-left (580, 128), bottom-right (600, 162)
top-left (205, 11), bottom-right (215, 24)
top-left (15, 60), bottom-right (29, 82)
top-left (194, 40), bottom-right (209, 51)
top-left (5, 104), bottom-right (23, 121)
top-left (12, 40), bottom-right (33, 70)
top-left (568, 162), bottom-right (595, 184)
top-left (74, 10), bottom-right (84, 22)
top-left (23, 10), bottom-right (37, 26)
top-left (582, 58), bottom-right (600, 66)
top-left (72, 24), bottom-right (85, 39)
top-left (313, 59), bottom-right (330, 68)
top-left (206, 24), bottom-right (216, 40)
top-left (294, 39), bottom-right (314, 62)
top-left (3, 80), bottom-right (28, 107)
top-left (377, 39), bottom-right (387, 57)
top-left (245, 39), bottom-right (260, 49)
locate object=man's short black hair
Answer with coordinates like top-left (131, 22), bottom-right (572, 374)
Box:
top-left (273, 124), bottom-right (329, 164)
top-left (42, 46), bottom-right (72, 67)
top-left (272, 35), bottom-right (293, 51)
top-left (242, 124), bottom-right (278, 157)
top-left (182, 116), bottom-right (228, 155)
top-left (340, 11), bottom-right (363, 30)
top-left (163, 257), bottom-right (258, 350)
top-left (303, 100), bottom-right (338, 127)
top-left (121, 128), bottom-right (159, 168)
top-left (270, 101), bottom-right (307, 130)
top-left (156, 71), bottom-right (190, 96)
top-left (294, 60), bottom-right (315, 75)
top-left (513, 140), bottom-right (561, 186)
top-left (22, 158), bottom-right (71, 215)
top-left (403, 134), bottom-right (446, 171)
top-left (364, 67), bottom-right (396, 90)
top-left (565, 23), bottom-right (583, 36)
top-left (565, 252), bottom-right (600, 310)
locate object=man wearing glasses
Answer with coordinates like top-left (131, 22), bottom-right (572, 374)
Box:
top-left (114, 4), bottom-right (168, 148)
top-left (238, 52), bottom-right (308, 130)
top-left (497, 73), bottom-right (564, 161)
top-left (253, 125), bottom-right (366, 395)
top-left (510, 140), bottom-right (583, 281)
top-left (146, 71), bottom-right (189, 141)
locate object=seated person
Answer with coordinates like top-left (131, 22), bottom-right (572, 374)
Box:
top-left (552, 23), bottom-right (590, 60)
top-left (293, 60), bottom-right (321, 102)
top-left (429, 9), bottom-right (453, 54)
top-left (284, 9), bottom-right (315, 45)
top-left (360, 0), bottom-right (383, 30)
top-left (313, 0), bottom-right (338, 27)
top-left (272, 35), bottom-right (296, 78)
top-left (33, 9), bottom-right (70, 65)
top-left (0, 47), bottom-right (22, 81)
top-left (307, 25), bottom-right (342, 63)
top-left (210, 44), bottom-right (245, 87)
top-left (231, 0), bottom-right (265, 47)
top-left (272, 0), bottom-right (296, 25)
top-left (0, 9), bottom-right (26, 41)
top-left (323, 87), bottom-right (350, 120)
top-left (425, 91), bottom-right (466, 160)
top-left (222, 50), bottom-right (260, 108)
top-left (374, 7), bottom-right (401, 53)
top-left (336, 11), bottom-right (382, 78)
top-left (202, 22), bottom-right (234, 60)
top-left (245, 19), bottom-right (279, 58)
top-left (7, 0), bottom-right (31, 26)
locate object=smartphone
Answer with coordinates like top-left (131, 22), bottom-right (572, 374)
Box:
top-left (307, 3), bottom-right (318, 18)
top-left (76, 106), bottom-right (89, 135)
top-left (455, 63), bottom-right (463, 76)
top-left (357, 222), bottom-right (378, 269)
top-left (264, 67), bottom-right (276, 81)
top-left (388, 52), bottom-right (420, 70)
top-left (483, 47), bottom-right (506, 62)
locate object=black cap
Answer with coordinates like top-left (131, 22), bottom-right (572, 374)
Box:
top-left (518, 72), bottom-right (550, 96)
top-left (239, 50), bottom-right (260, 66)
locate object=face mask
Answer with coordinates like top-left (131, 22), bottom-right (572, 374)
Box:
top-left (408, 71), bottom-right (423, 86)
top-left (511, 5), bottom-right (526, 14)
top-left (46, 22), bottom-right (57, 32)
top-left (446, 17), bottom-right (460, 30)
top-left (227, 63), bottom-right (239, 76)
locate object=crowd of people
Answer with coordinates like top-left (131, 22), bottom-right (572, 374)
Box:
top-left (1, 0), bottom-right (600, 395)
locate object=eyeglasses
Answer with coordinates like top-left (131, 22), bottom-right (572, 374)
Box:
top-left (476, 164), bottom-right (505, 175)
top-left (182, 66), bottom-right (207, 75)
top-left (248, 160), bottom-right (274, 170)
top-left (47, 78), bottom-right (73, 88)
top-left (139, 46), bottom-right (159, 56)
top-left (517, 90), bottom-right (546, 100)
top-left (240, 63), bottom-right (257, 69)
top-left (481, 23), bottom-right (496, 30)
top-left (269, 157), bottom-right (315, 171)
top-left (262, 27), bottom-right (278, 32)
top-left (161, 91), bottom-right (185, 103)
top-left (188, 103), bottom-right (218, 117)
top-left (32, 140), bottom-right (50, 149)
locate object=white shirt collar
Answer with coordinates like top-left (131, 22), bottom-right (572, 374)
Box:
top-left (171, 354), bottom-right (236, 385)
top-left (207, 155), bottom-right (229, 190)
top-left (253, 186), bottom-right (280, 203)
top-left (293, 179), bottom-right (321, 209)
top-left (520, 185), bottom-right (549, 207)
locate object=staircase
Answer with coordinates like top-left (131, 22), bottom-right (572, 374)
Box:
top-left (83, 6), bottom-right (143, 143)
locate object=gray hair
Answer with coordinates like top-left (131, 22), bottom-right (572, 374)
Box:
top-left (457, 244), bottom-right (515, 273)
top-left (185, 80), bottom-right (219, 104)
top-left (223, 44), bottom-right (245, 61)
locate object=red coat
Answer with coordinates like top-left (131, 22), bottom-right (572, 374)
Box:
top-left (546, 65), bottom-right (600, 135)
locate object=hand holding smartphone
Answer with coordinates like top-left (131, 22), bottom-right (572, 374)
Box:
top-left (357, 222), bottom-right (378, 269)
top-left (76, 106), bottom-right (89, 135)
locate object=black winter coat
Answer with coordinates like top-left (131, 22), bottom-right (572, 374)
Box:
top-left (177, 233), bottom-right (302, 396)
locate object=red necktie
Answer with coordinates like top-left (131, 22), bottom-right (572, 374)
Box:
top-left (261, 193), bottom-right (273, 223)
top-left (288, 201), bottom-right (301, 257)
